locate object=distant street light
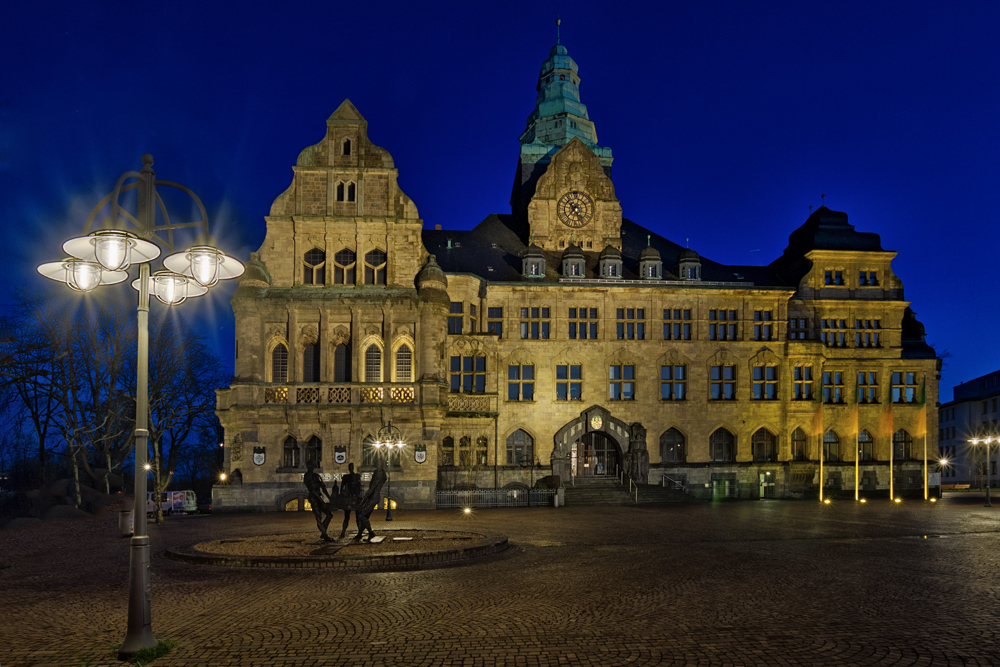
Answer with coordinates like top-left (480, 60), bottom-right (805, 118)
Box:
top-left (372, 422), bottom-right (405, 520)
top-left (37, 155), bottom-right (243, 659)
top-left (969, 438), bottom-right (994, 507)
top-left (938, 458), bottom-right (949, 499)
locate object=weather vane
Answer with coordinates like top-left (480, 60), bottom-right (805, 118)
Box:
top-left (556, 16), bottom-right (561, 44)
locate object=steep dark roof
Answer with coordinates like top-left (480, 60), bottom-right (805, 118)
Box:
top-left (421, 214), bottom-right (789, 287)
top-left (769, 206), bottom-right (887, 284)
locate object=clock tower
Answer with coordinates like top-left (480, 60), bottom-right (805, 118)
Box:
top-left (510, 38), bottom-right (616, 247)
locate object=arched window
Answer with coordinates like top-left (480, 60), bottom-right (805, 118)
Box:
top-left (303, 248), bottom-right (325, 285)
top-left (333, 248), bottom-right (356, 285)
top-left (824, 430), bottom-right (840, 462)
top-left (395, 344), bottom-right (412, 382)
top-left (710, 428), bottom-right (735, 462)
top-left (336, 182), bottom-right (345, 201)
top-left (303, 343), bottom-right (320, 382)
top-left (306, 436), bottom-right (321, 465)
top-left (893, 429), bottom-right (913, 460)
top-left (506, 429), bottom-right (534, 465)
top-left (283, 436), bottom-right (300, 468)
top-left (791, 428), bottom-right (807, 461)
top-left (271, 344), bottom-right (288, 383)
top-left (459, 435), bottom-right (472, 467)
top-left (476, 436), bottom-right (488, 465)
top-left (441, 436), bottom-right (455, 465)
top-left (334, 344), bottom-right (351, 382)
top-left (858, 430), bottom-right (874, 461)
top-left (347, 182), bottom-right (356, 202)
top-left (365, 344), bottom-right (382, 382)
top-left (660, 428), bottom-right (685, 463)
top-left (365, 249), bottom-right (387, 285)
top-left (752, 428), bottom-right (777, 462)
top-left (342, 139), bottom-right (351, 156)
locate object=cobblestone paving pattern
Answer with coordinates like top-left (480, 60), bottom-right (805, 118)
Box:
top-left (2, 495), bottom-right (1000, 666)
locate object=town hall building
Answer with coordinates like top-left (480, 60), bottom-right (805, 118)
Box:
top-left (214, 39), bottom-right (939, 511)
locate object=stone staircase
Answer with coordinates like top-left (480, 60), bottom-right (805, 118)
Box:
top-left (562, 477), bottom-right (693, 506)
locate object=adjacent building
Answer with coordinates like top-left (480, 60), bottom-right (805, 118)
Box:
top-left (214, 39), bottom-right (939, 511)
top-left (938, 371), bottom-right (1000, 485)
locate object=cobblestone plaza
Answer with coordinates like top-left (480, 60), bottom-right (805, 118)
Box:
top-left (3, 498), bottom-right (999, 666)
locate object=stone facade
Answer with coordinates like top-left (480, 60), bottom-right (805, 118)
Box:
top-left (215, 43), bottom-right (939, 512)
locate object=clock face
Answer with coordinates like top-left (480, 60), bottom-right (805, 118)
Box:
top-left (557, 191), bottom-right (594, 228)
top-left (590, 415), bottom-right (603, 430)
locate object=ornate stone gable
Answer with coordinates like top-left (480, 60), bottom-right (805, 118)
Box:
top-left (527, 137), bottom-right (622, 251)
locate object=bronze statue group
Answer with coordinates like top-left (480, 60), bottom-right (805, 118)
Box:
top-left (304, 460), bottom-right (387, 542)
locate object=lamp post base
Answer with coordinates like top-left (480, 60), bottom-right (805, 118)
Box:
top-left (118, 535), bottom-right (156, 659)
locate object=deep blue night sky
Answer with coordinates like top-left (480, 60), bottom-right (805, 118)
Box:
top-left (2, 1), bottom-right (997, 398)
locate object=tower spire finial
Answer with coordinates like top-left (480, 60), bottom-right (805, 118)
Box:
top-left (556, 15), bottom-right (561, 44)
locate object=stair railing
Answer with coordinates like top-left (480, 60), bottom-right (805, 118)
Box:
top-left (616, 465), bottom-right (639, 504)
top-left (661, 474), bottom-right (688, 493)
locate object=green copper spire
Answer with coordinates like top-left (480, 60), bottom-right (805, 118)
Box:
top-left (517, 34), bottom-right (613, 169)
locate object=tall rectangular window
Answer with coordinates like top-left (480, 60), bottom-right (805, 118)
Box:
top-left (660, 365), bottom-right (686, 400)
top-left (710, 365), bottom-right (736, 400)
top-left (752, 366), bottom-right (777, 400)
top-left (891, 371), bottom-right (918, 404)
top-left (616, 308), bottom-right (645, 340)
top-left (788, 317), bottom-right (808, 340)
top-left (556, 364), bottom-right (582, 401)
top-left (855, 319), bottom-right (882, 348)
top-left (448, 302), bottom-right (463, 335)
top-left (753, 310), bottom-right (773, 341)
top-left (609, 364), bottom-right (635, 400)
top-left (792, 366), bottom-right (813, 400)
top-left (663, 309), bottom-right (692, 340)
top-left (507, 365), bottom-right (535, 401)
top-left (819, 319), bottom-right (848, 347)
top-left (858, 371), bottom-right (878, 403)
top-left (823, 371), bottom-right (845, 404)
top-left (450, 356), bottom-right (486, 393)
top-left (709, 309), bottom-right (738, 341)
top-left (487, 307), bottom-right (504, 338)
top-left (568, 307), bottom-right (598, 339)
top-left (519, 307), bottom-right (550, 340)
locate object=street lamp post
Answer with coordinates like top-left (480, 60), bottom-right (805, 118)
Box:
top-left (938, 458), bottom-right (948, 499)
top-left (372, 422), bottom-right (405, 521)
top-left (970, 438), bottom-right (993, 507)
top-left (37, 155), bottom-right (243, 659)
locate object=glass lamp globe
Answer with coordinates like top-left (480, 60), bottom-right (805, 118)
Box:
top-left (67, 259), bottom-right (103, 292)
top-left (92, 231), bottom-right (134, 272)
top-left (152, 272), bottom-right (190, 305)
top-left (162, 233), bottom-right (245, 288)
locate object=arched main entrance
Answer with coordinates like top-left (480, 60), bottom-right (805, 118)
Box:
top-left (571, 432), bottom-right (621, 478)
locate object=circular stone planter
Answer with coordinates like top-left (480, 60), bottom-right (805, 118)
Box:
top-left (165, 529), bottom-right (509, 571)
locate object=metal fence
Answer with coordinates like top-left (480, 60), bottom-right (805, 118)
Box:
top-left (436, 489), bottom-right (555, 508)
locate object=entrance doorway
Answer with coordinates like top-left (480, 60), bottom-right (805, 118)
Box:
top-left (571, 432), bottom-right (621, 478)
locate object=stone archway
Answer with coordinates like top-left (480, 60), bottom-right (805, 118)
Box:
top-left (552, 406), bottom-right (634, 483)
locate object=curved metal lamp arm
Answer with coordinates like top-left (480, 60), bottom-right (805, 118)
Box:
top-left (81, 165), bottom-right (212, 253)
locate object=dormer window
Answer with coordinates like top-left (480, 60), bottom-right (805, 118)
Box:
top-left (522, 250), bottom-right (545, 279)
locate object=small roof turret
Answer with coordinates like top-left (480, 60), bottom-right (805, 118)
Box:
top-left (599, 244), bottom-right (622, 260)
